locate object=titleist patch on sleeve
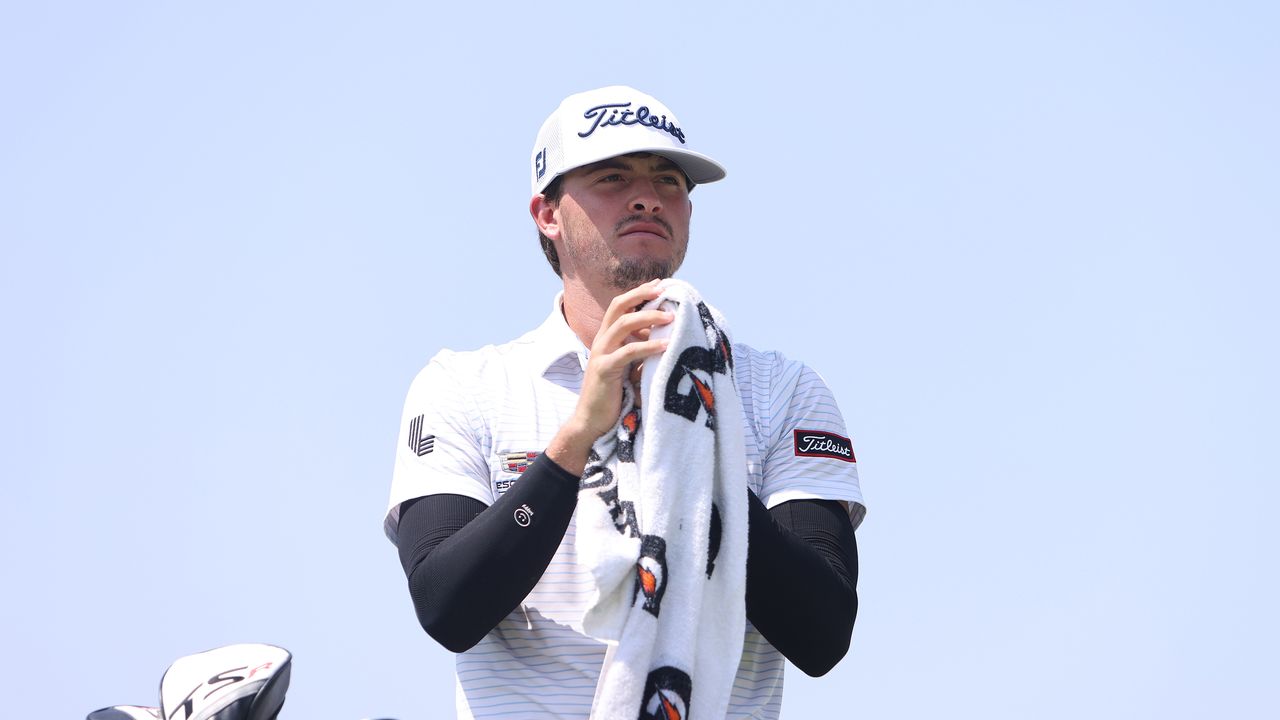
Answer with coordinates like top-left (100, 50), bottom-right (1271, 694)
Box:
top-left (793, 430), bottom-right (856, 462)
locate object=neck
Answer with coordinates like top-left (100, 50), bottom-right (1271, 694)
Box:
top-left (560, 275), bottom-right (619, 348)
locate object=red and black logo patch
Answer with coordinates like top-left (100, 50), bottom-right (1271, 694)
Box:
top-left (641, 666), bottom-right (692, 720)
top-left (793, 430), bottom-right (856, 462)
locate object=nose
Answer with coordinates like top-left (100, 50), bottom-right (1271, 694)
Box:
top-left (629, 182), bottom-right (662, 214)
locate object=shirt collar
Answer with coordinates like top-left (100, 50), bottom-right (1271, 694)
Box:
top-left (529, 291), bottom-right (589, 377)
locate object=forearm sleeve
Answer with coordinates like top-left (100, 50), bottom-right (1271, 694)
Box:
top-left (396, 455), bottom-right (580, 652)
top-left (745, 492), bottom-right (860, 676)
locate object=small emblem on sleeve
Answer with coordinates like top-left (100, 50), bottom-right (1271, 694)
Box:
top-left (407, 415), bottom-right (435, 457)
top-left (793, 430), bottom-right (855, 462)
top-left (514, 504), bottom-right (534, 527)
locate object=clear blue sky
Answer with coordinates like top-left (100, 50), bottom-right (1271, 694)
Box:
top-left (2, 2), bottom-right (1276, 718)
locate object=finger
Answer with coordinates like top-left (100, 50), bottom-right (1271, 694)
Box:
top-left (586, 339), bottom-right (667, 383)
top-left (588, 340), bottom-right (664, 382)
top-left (584, 332), bottom-right (666, 383)
top-left (609, 338), bottom-right (669, 368)
top-left (597, 310), bottom-right (673, 351)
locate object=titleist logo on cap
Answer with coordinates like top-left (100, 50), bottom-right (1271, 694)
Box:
top-left (578, 102), bottom-right (687, 144)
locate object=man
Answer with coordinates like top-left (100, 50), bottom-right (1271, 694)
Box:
top-left (385, 86), bottom-right (866, 719)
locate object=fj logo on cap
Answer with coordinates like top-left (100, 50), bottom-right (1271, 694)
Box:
top-left (534, 148), bottom-right (547, 180)
top-left (579, 102), bottom-right (687, 144)
top-left (793, 429), bottom-right (855, 462)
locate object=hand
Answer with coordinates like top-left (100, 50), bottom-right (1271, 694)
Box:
top-left (579, 281), bottom-right (672, 434)
top-left (545, 280), bottom-right (673, 475)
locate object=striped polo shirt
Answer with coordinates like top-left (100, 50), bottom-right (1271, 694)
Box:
top-left (386, 294), bottom-right (865, 719)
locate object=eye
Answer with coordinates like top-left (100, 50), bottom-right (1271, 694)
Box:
top-left (597, 173), bottom-right (625, 183)
top-left (656, 175), bottom-right (688, 192)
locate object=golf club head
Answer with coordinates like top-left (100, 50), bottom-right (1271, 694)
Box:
top-left (87, 707), bottom-right (161, 720)
top-left (159, 643), bottom-right (291, 720)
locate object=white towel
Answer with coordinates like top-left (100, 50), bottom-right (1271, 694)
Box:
top-left (576, 279), bottom-right (748, 720)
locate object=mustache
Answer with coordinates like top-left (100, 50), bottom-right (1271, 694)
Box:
top-left (614, 214), bottom-right (674, 238)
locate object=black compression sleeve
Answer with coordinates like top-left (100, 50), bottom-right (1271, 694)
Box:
top-left (746, 492), bottom-right (859, 676)
top-left (396, 455), bottom-right (580, 652)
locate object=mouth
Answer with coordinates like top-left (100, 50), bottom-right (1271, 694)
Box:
top-left (617, 220), bottom-right (672, 241)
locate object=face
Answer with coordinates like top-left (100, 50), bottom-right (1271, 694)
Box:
top-left (539, 153), bottom-right (692, 290)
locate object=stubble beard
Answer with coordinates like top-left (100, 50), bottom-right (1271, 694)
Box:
top-left (604, 212), bottom-right (688, 289)
top-left (562, 220), bottom-right (689, 291)
top-left (606, 252), bottom-right (684, 290)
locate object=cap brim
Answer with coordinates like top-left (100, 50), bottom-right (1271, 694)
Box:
top-left (646, 147), bottom-right (726, 185)
top-left (536, 146), bottom-right (726, 194)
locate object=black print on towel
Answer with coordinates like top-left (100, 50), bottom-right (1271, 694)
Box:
top-left (581, 452), bottom-right (640, 538)
top-left (579, 451), bottom-right (612, 490)
top-left (706, 503), bottom-right (722, 579)
top-left (664, 302), bottom-right (733, 430)
top-left (641, 666), bottom-right (692, 720)
top-left (634, 534), bottom-right (669, 617)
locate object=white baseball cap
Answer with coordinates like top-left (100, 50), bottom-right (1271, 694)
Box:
top-left (530, 85), bottom-right (727, 195)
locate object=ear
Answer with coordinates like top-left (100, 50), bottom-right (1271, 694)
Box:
top-left (530, 194), bottom-right (560, 240)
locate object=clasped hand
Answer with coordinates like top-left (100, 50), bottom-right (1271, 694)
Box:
top-left (575, 279), bottom-right (674, 439)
